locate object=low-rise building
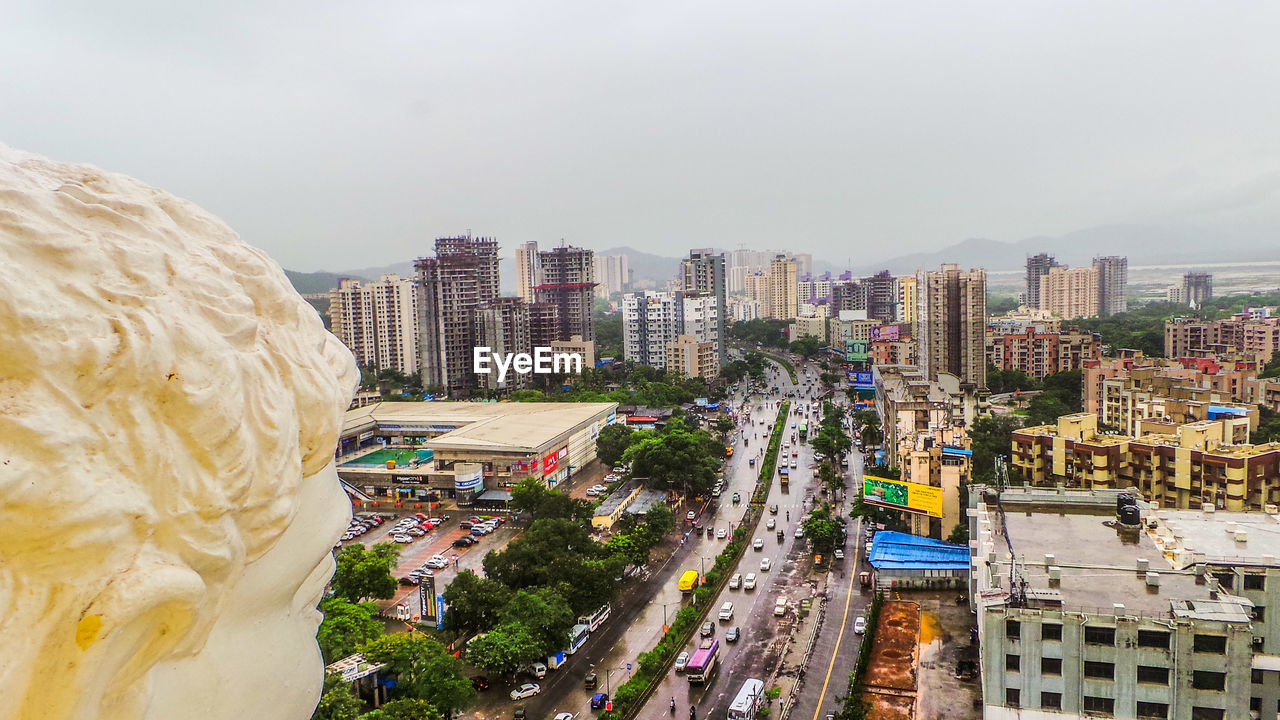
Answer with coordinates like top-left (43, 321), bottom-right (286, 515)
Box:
top-left (969, 486), bottom-right (1280, 720)
top-left (1011, 413), bottom-right (1280, 511)
top-left (338, 401), bottom-right (616, 504)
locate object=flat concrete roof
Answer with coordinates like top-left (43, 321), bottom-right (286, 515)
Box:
top-left (341, 401), bottom-right (617, 454)
top-left (975, 487), bottom-right (1256, 620)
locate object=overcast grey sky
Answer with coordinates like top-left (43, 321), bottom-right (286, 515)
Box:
top-left (4, 1), bottom-right (1278, 271)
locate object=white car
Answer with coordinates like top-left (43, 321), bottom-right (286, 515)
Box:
top-left (753, 539), bottom-right (764, 551)
top-left (760, 557), bottom-right (772, 571)
top-left (853, 616), bottom-right (867, 634)
top-left (426, 555), bottom-right (449, 569)
top-left (510, 683), bottom-right (541, 700)
top-left (744, 573), bottom-right (757, 590)
top-left (392, 534), bottom-right (414, 543)
top-left (730, 573), bottom-right (742, 589)
top-left (767, 518), bottom-right (776, 530)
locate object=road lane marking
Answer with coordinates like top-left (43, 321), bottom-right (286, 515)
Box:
top-left (810, 522), bottom-right (860, 720)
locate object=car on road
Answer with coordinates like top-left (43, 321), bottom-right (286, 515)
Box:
top-left (471, 676), bottom-right (489, 691)
top-left (760, 557), bottom-right (772, 571)
top-left (686, 511), bottom-right (697, 521)
top-left (726, 626), bottom-right (741, 643)
top-left (426, 555), bottom-right (449, 569)
top-left (674, 651), bottom-right (690, 672)
top-left (716, 528), bottom-right (727, 539)
top-left (700, 621), bottom-right (714, 637)
top-left (590, 693), bottom-right (609, 710)
top-left (510, 683), bottom-right (541, 700)
top-left (753, 538), bottom-right (764, 551)
top-left (854, 616), bottom-right (867, 634)
top-left (744, 573), bottom-right (757, 590)
top-left (767, 518), bottom-right (776, 530)
top-left (730, 573), bottom-right (742, 589)
top-left (834, 548), bottom-right (845, 561)
top-left (392, 534), bottom-right (413, 543)
top-left (769, 504), bottom-right (779, 515)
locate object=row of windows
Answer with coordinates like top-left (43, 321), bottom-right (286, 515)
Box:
top-left (1005, 622), bottom-right (1230, 653)
top-left (1003, 690), bottom-right (1223, 719)
top-left (1005, 656), bottom-right (1225, 689)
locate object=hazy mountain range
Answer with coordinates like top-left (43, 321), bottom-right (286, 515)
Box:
top-left (284, 222), bottom-right (1279, 294)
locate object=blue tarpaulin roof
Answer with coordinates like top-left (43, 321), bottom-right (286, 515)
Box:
top-left (868, 531), bottom-right (970, 571)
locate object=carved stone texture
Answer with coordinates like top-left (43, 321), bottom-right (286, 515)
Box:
top-left (0, 146), bottom-right (358, 720)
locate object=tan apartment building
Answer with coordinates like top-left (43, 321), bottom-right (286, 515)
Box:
top-left (915, 264), bottom-right (987, 389)
top-left (666, 334), bottom-right (719, 379)
top-left (1039, 264), bottom-right (1099, 319)
top-left (1010, 413), bottom-right (1280, 511)
top-left (985, 326), bottom-right (1101, 378)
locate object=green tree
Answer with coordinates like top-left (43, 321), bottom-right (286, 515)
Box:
top-left (465, 622), bottom-right (545, 676)
top-left (441, 570), bottom-right (513, 635)
top-left (331, 543), bottom-right (401, 602)
top-left (360, 699), bottom-right (441, 720)
top-left (361, 634), bottom-right (475, 713)
top-left (499, 589), bottom-right (576, 656)
top-left (596, 423), bottom-right (636, 466)
top-left (317, 597), bottom-right (385, 664)
top-left (790, 336), bottom-right (823, 359)
top-left (313, 676), bottom-right (366, 720)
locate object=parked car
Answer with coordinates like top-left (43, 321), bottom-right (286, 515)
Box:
top-left (674, 651), bottom-right (690, 673)
top-left (510, 683), bottom-right (541, 700)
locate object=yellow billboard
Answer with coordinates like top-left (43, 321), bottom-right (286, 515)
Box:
top-left (863, 475), bottom-right (943, 518)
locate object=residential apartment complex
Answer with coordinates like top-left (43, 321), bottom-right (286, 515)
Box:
top-left (970, 487), bottom-right (1280, 720)
top-left (986, 327), bottom-right (1102, 379)
top-left (1010, 413), bottom-right (1280, 512)
top-left (915, 264), bottom-right (987, 389)
top-left (329, 274), bottom-right (422, 375)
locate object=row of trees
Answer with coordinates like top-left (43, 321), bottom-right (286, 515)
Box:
top-left (439, 479), bottom-right (673, 677)
top-left (596, 417), bottom-right (725, 497)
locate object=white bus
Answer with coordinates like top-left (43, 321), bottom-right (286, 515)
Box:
top-left (565, 623), bottom-right (590, 655)
top-left (578, 604), bottom-right (611, 632)
top-left (727, 679), bottom-right (765, 720)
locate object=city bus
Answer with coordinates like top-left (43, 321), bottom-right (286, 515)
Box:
top-left (686, 638), bottom-right (720, 684)
top-left (798, 423), bottom-right (808, 441)
top-left (727, 679), bottom-right (765, 720)
top-left (578, 605), bottom-right (611, 632)
top-left (565, 623), bottom-right (590, 655)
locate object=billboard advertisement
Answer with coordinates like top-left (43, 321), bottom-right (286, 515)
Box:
top-left (862, 475), bottom-right (943, 518)
top-left (543, 450), bottom-right (559, 476)
top-left (845, 341), bottom-right (869, 362)
top-left (870, 325), bottom-right (900, 341)
top-left (420, 574), bottom-right (438, 624)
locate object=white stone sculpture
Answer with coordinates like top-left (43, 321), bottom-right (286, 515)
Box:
top-left (0, 146), bottom-right (359, 720)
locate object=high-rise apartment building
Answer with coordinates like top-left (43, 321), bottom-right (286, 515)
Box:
top-left (1040, 265), bottom-right (1100, 319)
top-left (515, 241), bottom-right (540, 302)
top-left (1093, 255), bottom-right (1128, 317)
top-left (768, 255), bottom-right (798, 320)
top-left (1025, 253), bottom-right (1059, 310)
top-left (1170, 272), bottom-right (1214, 310)
top-left (534, 246), bottom-right (596, 341)
top-left (416, 235), bottom-right (501, 395)
top-left (915, 264), bottom-right (987, 389)
top-left (681, 249), bottom-right (727, 363)
top-left (475, 297), bottom-right (532, 391)
top-left (593, 254), bottom-right (630, 299)
top-left (864, 270), bottom-right (897, 324)
top-left (329, 275), bottom-right (421, 375)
